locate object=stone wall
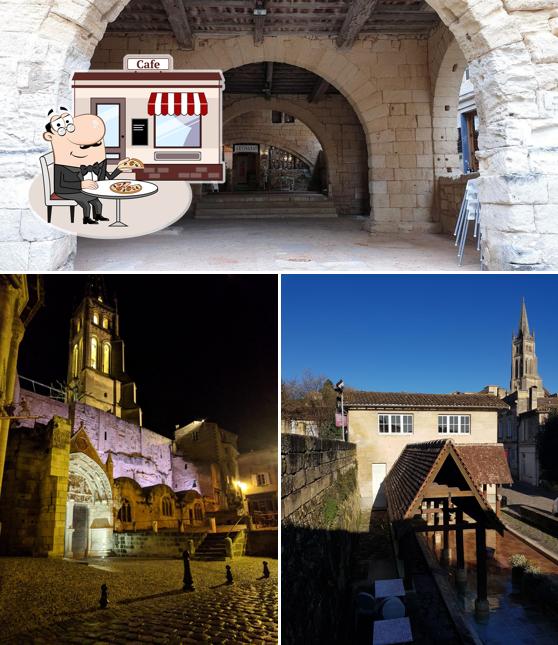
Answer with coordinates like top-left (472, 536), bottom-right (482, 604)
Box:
top-left (245, 529), bottom-right (278, 558)
top-left (0, 416), bottom-right (71, 556)
top-left (112, 530), bottom-right (206, 557)
top-left (281, 434), bottom-right (360, 645)
top-left (224, 110), bottom-right (322, 168)
top-left (438, 172), bottom-right (480, 233)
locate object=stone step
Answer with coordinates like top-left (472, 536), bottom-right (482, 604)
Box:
top-left (200, 192), bottom-right (329, 203)
top-left (196, 209), bottom-right (337, 219)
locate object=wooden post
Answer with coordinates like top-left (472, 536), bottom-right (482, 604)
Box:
top-left (441, 498), bottom-right (451, 565)
top-left (455, 509), bottom-right (467, 591)
top-left (475, 523), bottom-right (489, 616)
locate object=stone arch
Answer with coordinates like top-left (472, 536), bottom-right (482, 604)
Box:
top-left (65, 452), bottom-right (113, 558)
top-left (6, 0), bottom-right (558, 269)
top-left (429, 26), bottom-right (468, 180)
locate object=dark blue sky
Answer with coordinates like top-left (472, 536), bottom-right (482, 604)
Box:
top-left (282, 275), bottom-right (558, 395)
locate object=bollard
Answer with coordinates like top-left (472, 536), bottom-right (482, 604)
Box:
top-left (225, 564), bottom-right (234, 585)
top-left (187, 538), bottom-right (195, 556)
top-left (182, 549), bottom-right (195, 592)
top-left (224, 536), bottom-right (233, 559)
top-left (262, 561), bottom-right (270, 579)
top-left (99, 583), bottom-right (109, 609)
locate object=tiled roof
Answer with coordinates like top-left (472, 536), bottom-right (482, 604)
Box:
top-left (344, 391), bottom-right (509, 410)
top-left (384, 439), bottom-right (509, 524)
top-left (536, 397), bottom-right (558, 413)
top-left (455, 444), bottom-right (513, 486)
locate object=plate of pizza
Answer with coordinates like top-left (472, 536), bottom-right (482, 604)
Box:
top-left (110, 181), bottom-right (143, 195)
top-left (118, 157), bottom-right (144, 170)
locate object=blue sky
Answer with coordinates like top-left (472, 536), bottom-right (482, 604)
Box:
top-left (282, 275), bottom-right (558, 394)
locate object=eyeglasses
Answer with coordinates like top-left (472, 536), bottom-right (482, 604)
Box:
top-left (54, 123), bottom-right (75, 136)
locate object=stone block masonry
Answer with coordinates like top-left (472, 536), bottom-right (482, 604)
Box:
top-left (282, 434), bottom-right (360, 645)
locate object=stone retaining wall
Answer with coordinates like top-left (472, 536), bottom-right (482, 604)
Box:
top-left (245, 529), bottom-right (278, 558)
top-left (112, 531), bottom-right (206, 557)
top-left (281, 433), bottom-right (360, 645)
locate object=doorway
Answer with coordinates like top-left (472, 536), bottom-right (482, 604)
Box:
top-left (233, 152), bottom-right (259, 191)
top-left (90, 98), bottom-right (126, 161)
top-left (372, 463), bottom-right (387, 510)
top-left (71, 504), bottom-right (89, 559)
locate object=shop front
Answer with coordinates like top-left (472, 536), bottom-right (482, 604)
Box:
top-left (72, 55), bottom-right (225, 182)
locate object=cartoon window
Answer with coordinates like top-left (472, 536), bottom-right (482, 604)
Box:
top-left (155, 114), bottom-right (201, 148)
top-left (102, 342), bottom-right (110, 373)
top-left (118, 499), bottom-right (132, 523)
top-left (90, 336), bottom-right (98, 369)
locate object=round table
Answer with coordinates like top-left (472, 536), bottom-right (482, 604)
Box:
top-left (81, 180), bottom-right (158, 227)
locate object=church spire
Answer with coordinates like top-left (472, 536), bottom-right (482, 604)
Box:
top-left (518, 298), bottom-right (530, 336)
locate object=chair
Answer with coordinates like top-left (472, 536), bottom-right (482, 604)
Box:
top-left (379, 596), bottom-right (406, 620)
top-left (355, 591), bottom-right (377, 631)
top-left (39, 152), bottom-right (76, 223)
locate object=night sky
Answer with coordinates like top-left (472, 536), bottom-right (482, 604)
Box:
top-left (18, 275), bottom-right (278, 451)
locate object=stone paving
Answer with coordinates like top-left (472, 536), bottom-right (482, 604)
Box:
top-left (503, 481), bottom-right (556, 514)
top-left (75, 219), bottom-right (480, 273)
top-left (0, 556), bottom-right (277, 643)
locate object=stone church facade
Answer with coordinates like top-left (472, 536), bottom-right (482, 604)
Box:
top-left (498, 300), bottom-right (558, 486)
top-left (0, 280), bottom-right (243, 558)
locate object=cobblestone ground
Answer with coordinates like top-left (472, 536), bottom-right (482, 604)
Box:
top-left (0, 557), bottom-right (277, 643)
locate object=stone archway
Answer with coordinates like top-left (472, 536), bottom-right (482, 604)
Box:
top-left (5, 1), bottom-right (558, 269)
top-left (65, 452), bottom-right (113, 558)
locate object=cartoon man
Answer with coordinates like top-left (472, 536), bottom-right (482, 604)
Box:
top-left (43, 108), bottom-right (130, 224)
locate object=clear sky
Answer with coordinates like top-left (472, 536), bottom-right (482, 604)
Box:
top-left (282, 275), bottom-right (558, 395)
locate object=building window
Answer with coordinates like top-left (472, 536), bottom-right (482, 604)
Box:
top-left (118, 499), bottom-right (132, 523)
top-left (162, 496), bottom-right (173, 517)
top-left (271, 110), bottom-right (282, 123)
top-left (154, 114), bottom-right (201, 148)
top-left (102, 316), bottom-right (109, 329)
top-left (378, 414), bottom-right (413, 434)
top-left (192, 431), bottom-right (199, 441)
top-left (72, 344), bottom-right (79, 377)
top-left (93, 312), bottom-right (99, 325)
top-left (438, 415), bottom-right (471, 434)
top-left (256, 472), bottom-right (270, 487)
top-left (102, 342), bottom-right (110, 373)
top-left (284, 113), bottom-right (295, 123)
top-left (194, 504), bottom-right (203, 521)
top-left (90, 336), bottom-right (98, 369)
top-left (507, 420), bottom-right (513, 440)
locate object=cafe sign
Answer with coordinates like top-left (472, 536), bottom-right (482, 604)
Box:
top-left (233, 144), bottom-right (260, 154)
top-left (123, 55), bottom-right (174, 71)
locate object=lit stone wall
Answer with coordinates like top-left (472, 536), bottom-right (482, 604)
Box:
top-left (438, 172), bottom-right (480, 233)
top-left (0, 416), bottom-right (71, 556)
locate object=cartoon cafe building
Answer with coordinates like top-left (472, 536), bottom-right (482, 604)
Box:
top-left (72, 55), bottom-right (224, 182)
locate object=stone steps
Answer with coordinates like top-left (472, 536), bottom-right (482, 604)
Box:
top-left (192, 531), bottom-right (239, 561)
top-left (195, 192), bottom-right (338, 219)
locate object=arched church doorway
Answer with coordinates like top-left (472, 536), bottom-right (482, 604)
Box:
top-left (65, 453), bottom-right (113, 559)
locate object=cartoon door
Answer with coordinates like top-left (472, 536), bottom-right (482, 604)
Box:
top-left (372, 463), bottom-right (387, 509)
top-left (91, 98), bottom-right (126, 161)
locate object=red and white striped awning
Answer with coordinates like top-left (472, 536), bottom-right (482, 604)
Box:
top-left (147, 92), bottom-right (208, 116)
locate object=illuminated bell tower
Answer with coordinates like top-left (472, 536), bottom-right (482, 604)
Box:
top-left (510, 299), bottom-right (543, 394)
top-left (67, 277), bottom-right (142, 425)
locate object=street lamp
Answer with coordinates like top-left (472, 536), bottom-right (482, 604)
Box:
top-left (335, 379), bottom-right (346, 441)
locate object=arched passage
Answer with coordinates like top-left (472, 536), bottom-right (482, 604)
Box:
top-left (5, 0), bottom-right (558, 269)
top-left (65, 452), bottom-right (113, 559)
top-left (222, 96), bottom-right (368, 214)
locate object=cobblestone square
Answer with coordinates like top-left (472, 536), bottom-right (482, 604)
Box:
top-left (0, 556), bottom-right (277, 644)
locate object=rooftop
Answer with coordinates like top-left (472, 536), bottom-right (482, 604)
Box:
top-left (344, 391), bottom-right (509, 410)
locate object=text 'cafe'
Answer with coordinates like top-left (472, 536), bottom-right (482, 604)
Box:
top-left (72, 55), bottom-right (225, 182)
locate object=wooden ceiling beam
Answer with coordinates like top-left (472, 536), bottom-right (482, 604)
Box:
top-left (308, 77), bottom-right (330, 103)
top-left (336, 0), bottom-right (380, 49)
top-left (254, 0), bottom-right (267, 46)
top-left (160, 0), bottom-right (194, 50)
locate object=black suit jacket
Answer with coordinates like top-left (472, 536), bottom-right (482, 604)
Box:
top-left (54, 160), bottom-right (122, 195)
